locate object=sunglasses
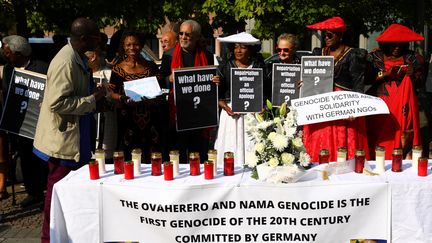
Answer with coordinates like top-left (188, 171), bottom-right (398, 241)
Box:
top-left (276, 48), bottom-right (292, 53)
top-left (179, 32), bottom-right (192, 38)
top-left (324, 32), bottom-right (335, 39)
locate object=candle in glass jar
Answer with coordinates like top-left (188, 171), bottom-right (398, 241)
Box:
top-left (89, 160), bottom-right (99, 180)
top-left (429, 142), bottom-right (432, 159)
top-left (337, 147), bottom-right (347, 163)
top-left (375, 146), bottom-right (386, 174)
top-left (124, 161), bottom-right (134, 180)
top-left (392, 148), bottom-right (403, 172)
top-left (151, 152), bottom-right (162, 176)
top-left (208, 149), bottom-right (217, 175)
top-left (354, 149), bottom-right (366, 173)
top-left (164, 161), bottom-right (174, 181)
top-left (95, 149), bottom-right (106, 175)
top-left (224, 152), bottom-right (234, 176)
top-left (319, 149), bottom-right (329, 164)
top-left (418, 157), bottom-right (428, 176)
top-left (131, 148), bottom-right (142, 176)
top-left (411, 145), bottom-right (422, 174)
top-left (189, 152), bottom-right (200, 176)
top-left (169, 150), bottom-right (180, 177)
top-left (204, 161), bottom-right (214, 180)
top-left (113, 151), bottom-right (124, 174)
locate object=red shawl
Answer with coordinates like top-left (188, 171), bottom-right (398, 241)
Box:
top-left (168, 43), bottom-right (209, 128)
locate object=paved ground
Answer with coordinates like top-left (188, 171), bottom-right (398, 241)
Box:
top-left (0, 184), bottom-right (42, 243)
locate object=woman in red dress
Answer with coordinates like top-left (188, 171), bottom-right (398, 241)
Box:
top-left (303, 16), bottom-right (369, 162)
top-left (365, 24), bottom-right (425, 159)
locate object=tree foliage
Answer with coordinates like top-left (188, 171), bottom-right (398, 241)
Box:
top-left (0, 0), bottom-right (430, 41)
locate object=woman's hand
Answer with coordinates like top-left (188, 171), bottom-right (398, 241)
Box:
top-left (219, 100), bottom-right (238, 118)
top-left (296, 80), bottom-right (303, 89)
top-left (212, 75), bottom-right (220, 86)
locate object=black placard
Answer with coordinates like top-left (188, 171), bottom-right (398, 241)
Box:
top-left (300, 56), bottom-right (334, 98)
top-left (0, 69), bottom-right (46, 138)
top-left (230, 68), bottom-right (263, 113)
top-left (173, 66), bottom-right (218, 131)
top-left (272, 63), bottom-right (301, 106)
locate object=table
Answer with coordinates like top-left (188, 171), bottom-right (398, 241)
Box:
top-left (50, 160), bottom-right (432, 243)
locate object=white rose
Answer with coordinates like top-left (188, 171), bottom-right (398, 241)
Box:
top-left (273, 117), bottom-right (281, 124)
top-left (268, 132), bottom-right (277, 141)
top-left (292, 137), bottom-right (303, 148)
top-left (246, 152), bottom-right (258, 168)
top-left (281, 153), bottom-right (295, 165)
top-left (255, 143), bottom-right (265, 154)
top-left (268, 157), bottom-right (279, 167)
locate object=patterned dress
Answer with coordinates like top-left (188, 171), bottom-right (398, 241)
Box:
top-left (110, 61), bottom-right (163, 161)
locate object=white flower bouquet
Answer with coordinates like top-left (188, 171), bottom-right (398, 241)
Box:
top-left (245, 101), bottom-right (311, 183)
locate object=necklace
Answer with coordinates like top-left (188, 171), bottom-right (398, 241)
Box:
top-left (235, 60), bottom-right (251, 68)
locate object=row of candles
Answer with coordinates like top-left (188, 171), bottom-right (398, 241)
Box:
top-left (318, 145), bottom-right (430, 176)
top-left (88, 149), bottom-right (235, 180)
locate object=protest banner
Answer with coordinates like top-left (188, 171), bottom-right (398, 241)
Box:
top-left (231, 68), bottom-right (263, 113)
top-left (300, 56), bottom-right (334, 97)
top-left (101, 181), bottom-right (389, 243)
top-left (291, 91), bottom-right (390, 125)
top-left (0, 69), bottom-right (46, 138)
top-left (272, 63), bottom-right (301, 106)
top-left (174, 66), bottom-right (218, 131)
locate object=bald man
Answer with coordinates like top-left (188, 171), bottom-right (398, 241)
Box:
top-left (161, 31), bottom-right (178, 52)
top-left (33, 17), bottom-right (105, 243)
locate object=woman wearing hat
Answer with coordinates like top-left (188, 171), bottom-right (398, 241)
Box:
top-left (365, 24), bottom-right (426, 159)
top-left (213, 32), bottom-right (266, 165)
top-left (302, 16), bottom-right (369, 162)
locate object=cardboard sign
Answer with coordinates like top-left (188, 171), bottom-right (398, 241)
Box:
top-left (174, 66), bottom-right (218, 131)
top-left (272, 63), bottom-right (301, 106)
top-left (0, 69), bottom-right (46, 139)
top-left (300, 56), bottom-right (334, 98)
top-left (231, 68), bottom-right (263, 113)
top-left (291, 91), bottom-right (390, 125)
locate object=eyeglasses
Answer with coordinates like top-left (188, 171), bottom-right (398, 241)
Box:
top-left (179, 32), bottom-right (192, 38)
top-left (276, 48), bottom-right (292, 53)
top-left (324, 32), bottom-right (335, 39)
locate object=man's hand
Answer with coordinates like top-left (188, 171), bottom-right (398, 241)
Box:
top-left (93, 85), bottom-right (106, 101)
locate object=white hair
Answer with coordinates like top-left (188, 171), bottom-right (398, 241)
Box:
top-left (181, 20), bottom-right (201, 35)
top-left (2, 35), bottom-right (32, 57)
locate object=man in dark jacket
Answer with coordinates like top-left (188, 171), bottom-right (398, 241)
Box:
top-left (1, 35), bottom-right (49, 208)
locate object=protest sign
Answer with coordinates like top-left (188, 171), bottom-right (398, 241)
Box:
top-left (231, 68), bottom-right (263, 113)
top-left (291, 91), bottom-right (390, 125)
top-left (300, 56), bottom-right (334, 97)
top-left (174, 66), bottom-right (218, 131)
top-left (272, 63), bottom-right (301, 106)
top-left (0, 69), bottom-right (46, 139)
top-left (101, 181), bottom-right (389, 243)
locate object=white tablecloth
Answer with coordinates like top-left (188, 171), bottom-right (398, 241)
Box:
top-left (50, 160), bottom-right (432, 243)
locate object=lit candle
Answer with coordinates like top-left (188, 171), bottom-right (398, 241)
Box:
top-left (204, 161), bottom-right (214, 180)
top-left (124, 161), bottom-right (134, 180)
top-left (337, 147), bottom-right (347, 163)
top-left (319, 149), bottom-right (329, 164)
top-left (95, 149), bottom-right (106, 175)
top-left (392, 148), bottom-right (403, 172)
top-left (354, 149), bottom-right (366, 173)
top-left (169, 150), bottom-right (180, 177)
top-left (208, 149), bottom-right (217, 176)
top-left (151, 152), bottom-right (162, 176)
top-left (189, 152), bottom-right (200, 176)
top-left (89, 160), bottom-right (100, 180)
top-left (375, 146), bottom-right (386, 174)
top-left (411, 145), bottom-right (422, 174)
top-left (418, 157), bottom-right (428, 177)
top-left (224, 152), bottom-right (235, 176)
top-left (131, 148), bottom-right (142, 176)
top-left (113, 150), bottom-right (124, 174)
top-left (164, 161), bottom-right (174, 181)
